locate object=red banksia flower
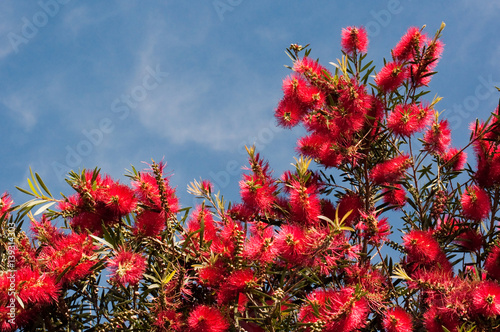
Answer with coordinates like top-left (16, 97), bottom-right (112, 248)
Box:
top-left (187, 305), bottom-right (229, 332)
top-left (461, 185), bottom-right (491, 221)
top-left (392, 26), bottom-right (425, 62)
top-left (370, 155), bottom-right (411, 185)
top-left (374, 62), bottom-right (408, 93)
top-left (423, 119), bottom-right (451, 155)
top-left (341, 26), bottom-right (368, 55)
top-left (472, 281), bottom-right (500, 317)
top-left (382, 307), bottom-right (413, 332)
top-left (108, 249), bottom-right (147, 286)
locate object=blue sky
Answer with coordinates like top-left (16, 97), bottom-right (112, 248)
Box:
top-left (1, 1), bottom-right (499, 210)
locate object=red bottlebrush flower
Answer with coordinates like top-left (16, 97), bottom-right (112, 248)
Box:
top-left (187, 305), bottom-right (229, 332)
top-left (341, 26), bottom-right (369, 55)
top-left (0, 192), bottom-right (13, 218)
top-left (216, 268), bottom-right (255, 305)
top-left (132, 171), bottom-right (179, 215)
top-left (282, 74), bottom-right (325, 108)
top-left (240, 151), bottom-right (278, 216)
top-left (461, 185), bottom-right (491, 221)
top-left (382, 183), bottom-right (407, 209)
top-left (370, 155), bottom-right (411, 185)
top-left (357, 212), bottom-right (391, 245)
top-left (107, 249), bottom-right (147, 286)
top-left (423, 38), bottom-right (444, 71)
top-left (42, 232), bottom-right (96, 285)
top-left (198, 261), bottom-right (227, 288)
top-left (293, 57), bottom-right (330, 81)
top-left (275, 95), bottom-right (307, 128)
top-left (70, 210), bottom-right (106, 235)
top-left (472, 281), bottom-right (500, 317)
top-left (298, 288), bottom-right (369, 332)
top-left (423, 119), bottom-right (451, 155)
top-left (337, 193), bottom-right (363, 226)
top-left (104, 182), bottom-right (137, 217)
top-left (211, 218), bottom-right (244, 259)
top-left (454, 228), bottom-right (483, 252)
top-left (392, 26), bottom-right (426, 62)
top-left (403, 230), bottom-right (451, 272)
top-left (382, 307), bottom-right (413, 332)
top-left (134, 210), bottom-right (165, 237)
top-left (423, 306), bottom-right (459, 332)
top-left (388, 103), bottom-right (432, 137)
top-left (485, 245), bottom-right (500, 280)
top-left (275, 224), bottom-right (307, 264)
top-left (288, 179), bottom-right (321, 225)
top-left (244, 222), bottom-right (277, 264)
top-left (374, 62), bottom-right (408, 93)
top-left (442, 148), bottom-right (467, 171)
top-left (31, 215), bottom-right (65, 244)
top-left (13, 267), bottom-right (59, 306)
top-left (154, 309), bottom-right (184, 331)
top-left (186, 205), bottom-right (218, 243)
top-left (297, 134), bottom-right (325, 160)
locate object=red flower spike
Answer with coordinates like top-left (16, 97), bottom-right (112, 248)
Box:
top-left (275, 224), bottom-right (307, 265)
top-left (134, 210), bottom-right (165, 237)
top-left (403, 230), bottom-right (452, 272)
top-left (370, 155), bottom-right (412, 185)
top-left (461, 185), bottom-right (491, 221)
top-left (341, 26), bottom-right (369, 56)
top-left (382, 183), bottom-right (407, 209)
top-left (375, 62), bottom-right (408, 93)
top-left (423, 119), bottom-right (451, 155)
top-left (392, 26), bottom-right (426, 62)
top-left (423, 306), bottom-right (459, 332)
top-left (298, 288), bottom-right (369, 332)
top-left (442, 148), bottom-right (467, 171)
top-left (187, 305), bottom-right (229, 332)
top-left (287, 179), bottom-right (322, 226)
top-left (275, 95), bottom-right (307, 128)
top-left (382, 307), bottom-right (413, 332)
top-left (0, 192), bottom-right (13, 218)
top-left (337, 193), bottom-right (363, 227)
top-left (357, 212), bottom-right (391, 245)
top-left (104, 182), bottom-right (137, 217)
top-left (388, 103), bottom-right (432, 137)
top-left (472, 281), bottom-right (500, 317)
top-left (107, 249), bottom-right (147, 286)
top-left (485, 245), bottom-right (500, 280)
top-left (42, 233), bottom-right (97, 285)
top-left (154, 310), bottom-right (184, 331)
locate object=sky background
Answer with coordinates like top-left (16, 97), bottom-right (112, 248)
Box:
top-left (1, 1), bottom-right (499, 214)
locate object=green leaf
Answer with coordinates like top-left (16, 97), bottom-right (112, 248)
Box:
top-left (35, 172), bottom-right (53, 197)
top-left (89, 234), bottom-right (114, 249)
top-left (34, 201), bottom-right (56, 216)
